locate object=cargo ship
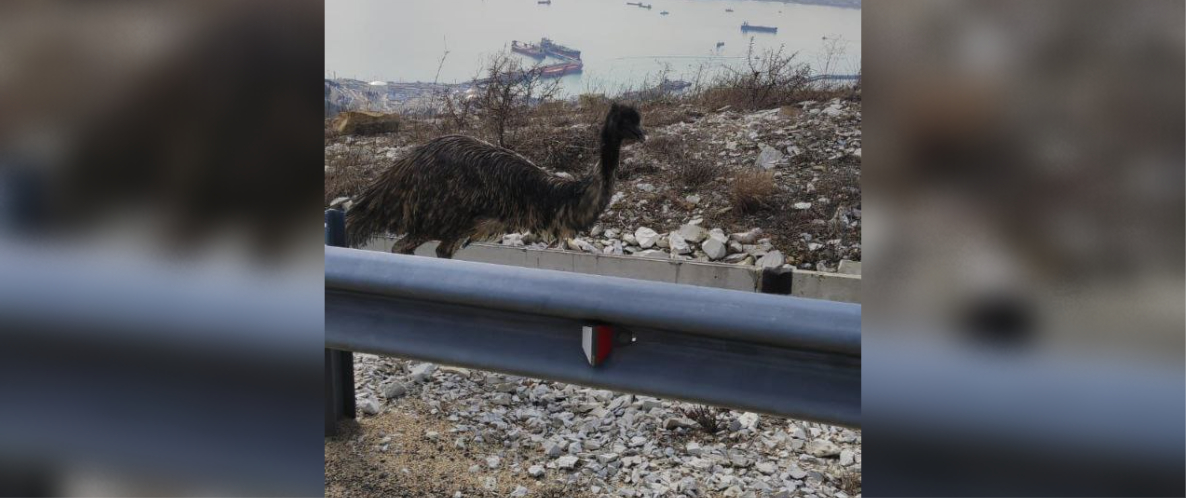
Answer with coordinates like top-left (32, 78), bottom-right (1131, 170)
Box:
top-left (539, 60), bottom-right (583, 78)
top-left (660, 10), bottom-right (669, 15)
top-left (741, 22), bottom-right (778, 33)
top-left (511, 40), bottom-right (546, 59)
top-left (725, 8), bottom-right (734, 12)
top-left (626, 2), bottom-right (652, 8)
top-left (540, 37), bottom-right (581, 60)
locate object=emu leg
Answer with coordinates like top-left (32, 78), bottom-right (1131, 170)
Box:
top-left (435, 238), bottom-right (464, 259)
top-left (391, 235), bottom-right (427, 255)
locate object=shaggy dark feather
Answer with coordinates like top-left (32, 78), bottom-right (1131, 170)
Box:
top-left (347, 103), bottom-right (645, 257)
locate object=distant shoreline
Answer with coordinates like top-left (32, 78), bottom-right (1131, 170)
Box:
top-left (750, 0), bottom-right (861, 9)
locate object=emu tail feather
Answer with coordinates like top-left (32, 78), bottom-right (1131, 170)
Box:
top-left (344, 178), bottom-right (406, 249)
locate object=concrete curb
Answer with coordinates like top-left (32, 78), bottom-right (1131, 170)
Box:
top-left (361, 238), bottom-right (860, 303)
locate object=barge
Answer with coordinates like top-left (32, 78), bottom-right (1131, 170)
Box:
top-left (541, 37), bottom-right (581, 60)
top-left (511, 40), bottom-right (546, 59)
top-left (741, 22), bottom-right (778, 33)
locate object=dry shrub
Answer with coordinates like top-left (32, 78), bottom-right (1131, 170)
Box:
top-left (730, 169), bottom-right (777, 213)
top-left (646, 134), bottom-right (715, 188)
top-left (837, 470), bottom-right (861, 495)
top-left (324, 147), bottom-right (383, 205)
top-left (696, 43), bottom-right (813, 111)
top-left (680, 405), bottom-right (727, 434)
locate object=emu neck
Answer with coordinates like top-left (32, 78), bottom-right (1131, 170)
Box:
top-left (597, 129), bottom-right (622, 181)
top-left (555, 130), bottom-right (621, 234)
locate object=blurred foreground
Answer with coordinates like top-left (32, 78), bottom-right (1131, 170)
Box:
top-left (862, 0), bottom-right (1184, 496)
top-left (0, 1), bottom-right (324, 496)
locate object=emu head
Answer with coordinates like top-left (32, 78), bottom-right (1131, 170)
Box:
top-left (605, 103), bottom-right (646, 142)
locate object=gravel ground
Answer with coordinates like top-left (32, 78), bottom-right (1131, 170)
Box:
top-left (326, 355), bottom-right (861, 498)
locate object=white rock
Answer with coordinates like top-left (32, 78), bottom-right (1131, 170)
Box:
top-left (755, 144), bottom-right (785, 169)
top-left (686, 194), bottom-right (701, 205)
top-left (528, 464), bottom-right (545, 477)
top-left (635, 227), bottom-right (660, 248)
top-left (702, 238), bottom-right (727, 260)
top-left (685, 442), bottom-right (703, 455)
top-left (574, 238), bottom-right (598, 252)
top-left (730, 228), bottom-right (763, 244)
top-left (510, 485), bottom-right (529, 497)
top-left (840, 449), bottom-right (855, 466)
top-left (544, 441), bottom-right (563, 458)
top-left (668, 232), bottom-right (691, 254)
top-left (677, 224), bottom-right (708, 243)
top-left (756, 251), bottom-right (784, 269)
top-left (410, 363), bottom-right (437, 382)
top-left (756, 462), bottom-right (777, 475)
top-left (737, 412), bottom-right (760, 431)
top-left (664, 417), bottom-right (697, 430)
top-left (556, 455), bottom-right (579, 469)
top-left (382, 382), bottom-right (408, 399)
top-left (636, 183), bottom-right (657, 193)
top-left (793, 202), bottom-right (812, 210)
top-left (707, 228), bottom-right (729, 244)
top-left (486, 455), bottom-right (501, 468)
top-left (806, 439), bottom-right (841, 458)
top-left (358, 397), bottom-right (380, 416)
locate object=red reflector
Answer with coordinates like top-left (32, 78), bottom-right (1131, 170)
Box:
top-left (582, 324), bottom-right (616, 366)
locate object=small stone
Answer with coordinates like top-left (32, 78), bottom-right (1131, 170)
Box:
top-left (544, 441), bottom-right (563, 458)
top-left (686, 194), bottom-right (701, 205)
top-left (757, 251), bottom-right (784, 269)
top-left (486, 455), bottom-right (501, 468)
top-left (567, 238), bottom-right (596, 252)
top-left (685, 442), bottom-right (703, 455)
top-left (382, 382), bottom-right (408, 399)
top-left (737, 412), bottom-right (760, 431)
top-left (528, 464), bottom-right (545, 477)
top-left (425, 431), bottom-right (439, 439)
top-left (756, 462), bottom-right (777, 475)
top-left (358, 397), bottom-right (380, 416)
top-left (806, 439), bottom-right (841, 458)
top-left (410, 363), bottom-right (437, 382)
top-left (793, 202), bottom-right (812, 210)
top-left (730, 228), bottom-right (763, 244)
top-left (597, 452), bottom-right (619, 463)
top-left (635, 227), bottom-right (660, 248)
top-left (509, 486), bottom-right (529, 498)
top-left (556, 455), bottom-right (579, 469)
top-left (840, 449), bottom-right (855, 466)
top-left (789, 467), bottom-right (808, 479)
top-left (636, 183), bottom-right (656, 193)
top-left (755, 143), bottom-right (785, 169)
top-left (664, 417), bottom-right (697, 430)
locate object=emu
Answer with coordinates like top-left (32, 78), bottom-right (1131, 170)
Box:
top-left (346, 103), bottom-right (645, 257)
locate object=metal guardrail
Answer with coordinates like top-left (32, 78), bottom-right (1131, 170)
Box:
top-left (324, 210), bottom-right (861, 432)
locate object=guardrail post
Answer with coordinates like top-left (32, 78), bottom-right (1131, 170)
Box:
top-left (325, 209), bottom-right (355, 436)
